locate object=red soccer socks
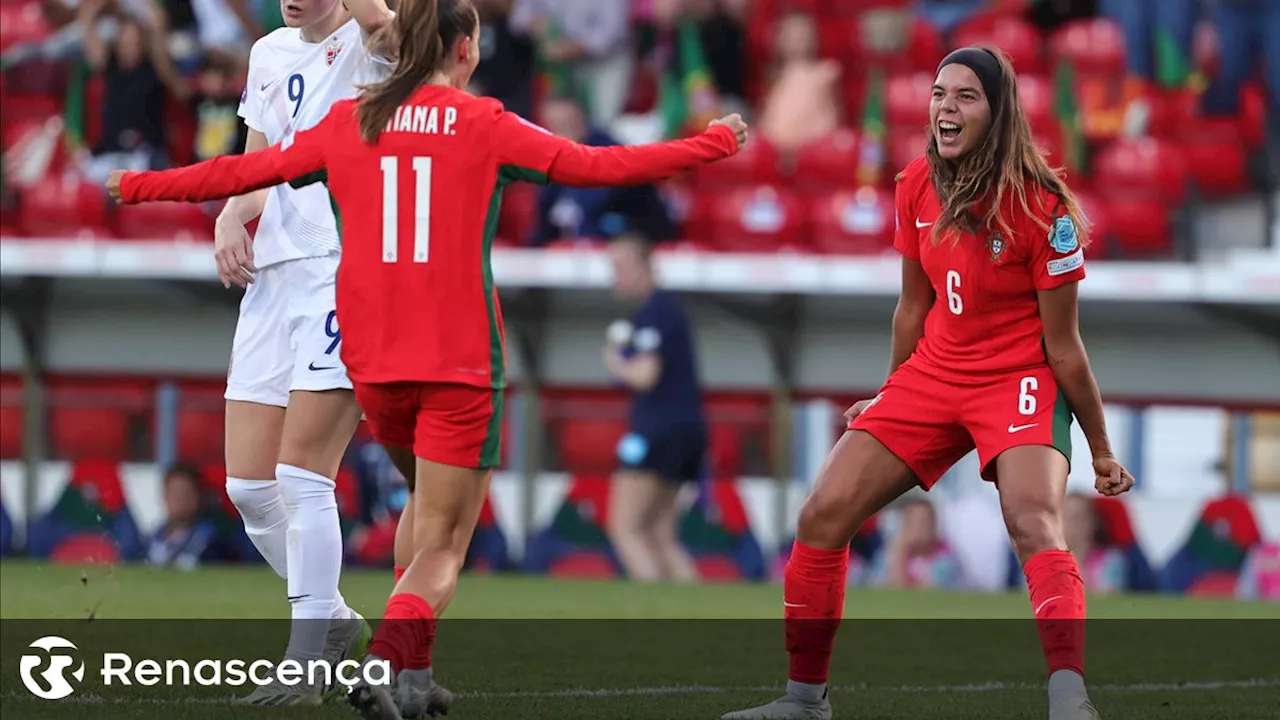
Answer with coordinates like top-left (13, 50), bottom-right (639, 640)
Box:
top-left (1024, 549), bottom-right (1087, 677)
top-left (367, 593), bottom-right (436, 673)
top-left (783, 541), bottom-right (850, 685)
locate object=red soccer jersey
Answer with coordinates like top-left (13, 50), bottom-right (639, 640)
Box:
top-left (893, 157), bottom-right (1087, 378)
top-left (122, 85), bottom-right (738, 388)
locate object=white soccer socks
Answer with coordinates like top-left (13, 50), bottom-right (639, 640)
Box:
top-left (226, 477), bottom-right (291, 580)
top-left (277, 463), bottom-right (352, 662)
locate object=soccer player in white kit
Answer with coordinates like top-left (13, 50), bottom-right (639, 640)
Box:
top-left (213, 0), bottom-right (404, 705)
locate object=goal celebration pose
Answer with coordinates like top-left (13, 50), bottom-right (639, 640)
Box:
top-left (212, 0), bottom-right (396, 706)
top-left (107, 1), bottom-right (747, 717)
top-left (721, 47), bottom-right (1134, 720)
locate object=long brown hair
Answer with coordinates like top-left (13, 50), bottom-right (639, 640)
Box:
top-left (925, 47), bottom-right (1088, 246)
top-left (357, 0), bottom-right (478, 143)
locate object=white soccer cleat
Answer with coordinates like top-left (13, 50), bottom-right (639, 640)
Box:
top-left (394, 668), bottom-right (455, 718)
top-left (720, 695), bottom-right (833, 720)
top-left (234, 676), bottom-right (324, 706)
top-left (323, 610), bottom-right (372, 699)
top-left (1049, 696), bottom-right (1101, 720)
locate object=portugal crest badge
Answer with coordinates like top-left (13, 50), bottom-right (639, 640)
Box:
top-left (987, 232), bottom-right (1007, 263)
top-left (325, 38), bottom-right (344, 66)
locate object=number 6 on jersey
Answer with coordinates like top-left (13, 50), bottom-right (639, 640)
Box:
top-left (380, 156), bottom-right (432, 264)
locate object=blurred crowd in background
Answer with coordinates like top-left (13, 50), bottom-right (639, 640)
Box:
top-left (1, 0), bottom-right (1276, 255)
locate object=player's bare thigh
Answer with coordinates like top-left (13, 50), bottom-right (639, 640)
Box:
top-left (994, 446), bottom-right (1070, 563)
top-left (225, 400), bottom-right (286, 480)
top-left (608, 470), bottom-right (667, 534)
top-left (277, 388), bottom-right (364, 479)
top-left (797, 430), bottom-right (919, 550)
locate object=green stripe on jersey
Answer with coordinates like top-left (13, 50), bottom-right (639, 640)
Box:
top-left (477, 165), bottom-right (552, 394)
top-left (289, 169), bottom-right (329, 190)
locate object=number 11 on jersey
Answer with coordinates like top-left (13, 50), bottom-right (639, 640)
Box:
top-left (380, 156), bottom-right (432, 264)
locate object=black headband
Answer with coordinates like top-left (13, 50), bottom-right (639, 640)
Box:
top-left (937, 47), bottom-right (1002, 109)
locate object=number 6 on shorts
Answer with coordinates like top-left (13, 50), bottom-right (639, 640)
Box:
top-left (1018, 376), bottom-right (1038, 416)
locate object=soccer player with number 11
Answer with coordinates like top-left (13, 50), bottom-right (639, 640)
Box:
top-left (108, 1), bottom-right (746, 717)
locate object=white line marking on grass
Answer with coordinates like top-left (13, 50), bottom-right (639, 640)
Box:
top-left (3, 678), bottom-right (1277, 706)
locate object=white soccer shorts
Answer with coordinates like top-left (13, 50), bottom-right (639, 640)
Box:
top-left (224, 253), bottom-right (352, 407)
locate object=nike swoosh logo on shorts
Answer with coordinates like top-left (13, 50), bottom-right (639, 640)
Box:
top-left (1008, 422), bottom-right (1039, 434)
top-left (308, 362), bottom-right (337, 372)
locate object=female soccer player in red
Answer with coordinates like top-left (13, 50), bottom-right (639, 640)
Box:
top-left (108, 2), bottom-right (746, 717)
top-left (721, 47), bottom-right (1134, 720)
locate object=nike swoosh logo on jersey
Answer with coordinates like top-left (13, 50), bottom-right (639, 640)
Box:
top-left (916, 219), bottom-right (933, 228)
top-left (308, 362), bottom-right (337, 372)
top-left (1008, 422), bottom-right (1040, 434)
top-left (260, 78), bottom-right (279, 92)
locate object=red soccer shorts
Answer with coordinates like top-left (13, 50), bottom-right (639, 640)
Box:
top-left (849, 360), bottom-right (1073, 488)
top-left (353, 381), bottom-right (503, 470)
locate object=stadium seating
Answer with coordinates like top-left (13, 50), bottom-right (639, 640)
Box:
top-left (809, 186), bottom-right (896, 254)
top-left (0, 2), bottom-right (1262, 256)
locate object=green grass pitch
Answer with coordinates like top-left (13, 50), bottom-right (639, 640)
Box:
top-left (1, 561), bottom-right (1277, 719)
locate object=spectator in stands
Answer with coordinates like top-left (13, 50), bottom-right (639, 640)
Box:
top-left (1063, 492), bottom-right (1127, 594)
top-left (146, 462), bottom-right (230, 570)
top-left (1099, 0), bottom-right (1197, 135)
top-left (77, 0), bottom-right (188, 184)
top-left (510, 0), bottom-right (633, 127)
top-left (531, 93), bottom-right (676, 245)
top-left (914, 0), bottom-right (988, 34)
top-left (603, 233), bottom-right (707, 583)
top-left (472, 0), bottom-right (536, 119)
top-left (636, 0), bottom-right (748, 120)
top-left (757, 9), bottom-right (841, 154)
top-left (1235, 540), bottom-right (1280, 602)
top-left (871, 496), bottom-right (965, 590)
top-left (1201, 0), bottom-right (1280, 121)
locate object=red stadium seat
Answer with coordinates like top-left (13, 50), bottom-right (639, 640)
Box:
top-left (886, 71), bottom-right (933, 132)
top-left (889, 127), bottom-right (928, 177)
top-left (49, 408), bottom-right (130, 460)
top-left (792, 129), bottom-right (861, 193)
top-left (1072, 189), bottom-right (1110, 259)
top-left (0, 405), bottom-right (21, 459)
top-left (0, 2), bottom-right (50, 53)
top-left (1093, 137), bottom-right (1189, 205)
top-left (18, 175), bottom-right (112, 238)
top-left (1017, 74), bottom-right (1055, 132)
top-left (809, 186), bottom-right (895, 255)
top-left (555, 417), bottom-right (627, 475)
top-left (113, 202), bottom-right (216, 242)
top-left (694, 133), bottom-right (782, 191)
top-left (709, 184), bottom-right (807, 252)
top-left (69, 459), bottom-right (128, 514)
top-left (1049, 19), bottom-right (1126, 78)
top-left (952, 14), bottom-right (1044, 74)
top-left (176, 405), bottom-right (224, 462)
top-left (1179, 117), bottom-right (1249, 198)
top-left (1098, 196), bottom-right (1171, 256)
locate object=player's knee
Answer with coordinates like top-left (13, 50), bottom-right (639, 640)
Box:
top-left (1003, 506), bottom-right (1064, 560)
top-left (225, 478), bottom-right (283, 521)
top-left (796, 492), bottom-right (863, 549)
top-left (276, 464), bottom-right (338, 517)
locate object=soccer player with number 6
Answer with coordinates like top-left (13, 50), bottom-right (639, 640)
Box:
top-left (107, 1), bottom-right (746, 717)
top-left (721, 47), bottom-right (1134, 720)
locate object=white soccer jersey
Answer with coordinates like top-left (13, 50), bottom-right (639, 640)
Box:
top-left (238, 19), bottom-right (390, 268)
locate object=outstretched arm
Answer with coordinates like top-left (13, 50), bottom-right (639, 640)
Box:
top-left (109, 109), bottom-right (338, 204)
top-left (495, 112), bottom-right (746, 188)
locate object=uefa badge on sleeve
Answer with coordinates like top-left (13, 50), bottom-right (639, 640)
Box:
top-left (1049, 215), bottom-right (1079, 253)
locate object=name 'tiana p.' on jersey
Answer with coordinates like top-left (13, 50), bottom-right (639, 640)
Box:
top-left (238, 19), bottom-right (390, 268)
